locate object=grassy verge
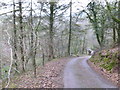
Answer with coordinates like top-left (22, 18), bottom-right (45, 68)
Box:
top-left (88, 47), bottom-right (119, 86)
top-left (90, 48), bottom-right (118, 73)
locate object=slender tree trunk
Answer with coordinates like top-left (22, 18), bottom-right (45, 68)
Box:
top-left (94, 26), bottom-right (102, 47)
top-left (13, 0), bottom-right (18, 72)
top-left (19, 0), bottom-right (25, 72)
top-left (30, 0), bottom-right (34, 59)
top-left (61, 32), bottom-right (64, 57)
top-left (117, 1), bottom-right (120, 45)
top-left (30, 0), bottom-right (37, 78)
top-left (100, 22), bottom-right (105, 47)
top-left (112, 3), bottom-right (117, 45)
top-left (82, 36), bottom-right (86, 54)
top-left (92, 3), bottom-right (102, 47)
top-left (0, 59), bottom-right (1, 79)
top-left (32, 31), bottom-right (38, 78)
top-left (93, 12), bottom-right (102, 48)
top-left (113, 22), bottom-right (116, 44)
top-left (42, 48), bottom-right (45, 66)
top-left (49, 2), bottom-right (54, 60)
top-left (118, 1), bottom-right (120, 86)
top-left (68, 0), bottom-right (72, 56)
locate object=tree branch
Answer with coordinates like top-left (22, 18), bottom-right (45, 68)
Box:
top-left (105, 0), bottom-right (120, 23)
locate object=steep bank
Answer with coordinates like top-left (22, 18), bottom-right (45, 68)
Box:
top-left (88, 47), bottom-right (119, 86)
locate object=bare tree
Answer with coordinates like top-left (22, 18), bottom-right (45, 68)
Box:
top-left (12, 0), bottom-right (18, 73)
top-left (68, 0), bottom-right (72, 55)
top-left (29, 0), bottom-right (37, 78)
top-left (19, 0), bottom-right (25, 72)
top-left (49, 2), bottom-right (55, 60)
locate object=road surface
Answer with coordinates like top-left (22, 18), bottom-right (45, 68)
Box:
top-left (64, 56), bottom-right (117, 88)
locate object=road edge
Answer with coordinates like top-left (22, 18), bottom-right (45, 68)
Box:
top-left (87, 59), bottom-right (118, 87)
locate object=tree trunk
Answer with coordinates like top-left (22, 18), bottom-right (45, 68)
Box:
top-left (93, 9), bottom-right (102, 48)
top-left (82, 36), bottom-right (86, 54)
top-left (113, 22), bottom-right (116, 44)
top-left (100, 22), bottom-right (105, 48)
top-left (32, 31), bottom-right (38, 78)
top-left (13, 0), bottom-right (18, 72)
top-left (118, 1), bottom-right (120, 86)
top-left (49, 2), bottom-right (54, 60)
top-left (68, 0), bottom-right (72, 56)
top-left (42, 50), bottom-right (45, 66)
top-left (117, 1), bottom-right (120, 45)
top-left (30, 0), bottom-right (37, 78)
top-left (19, 0), bottom-right (25, 72)
top-left (94, 24), bottom-right (102, 47)
top-left (106, 0), bottom-right (120, 45)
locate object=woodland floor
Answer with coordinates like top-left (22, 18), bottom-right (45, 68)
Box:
top-left (3, 54), bottom-right (118, 88)
top-left (9, 57), bottom-right (74, 88)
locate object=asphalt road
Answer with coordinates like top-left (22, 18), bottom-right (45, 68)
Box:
top-left (63, 56), bottom-right (117, 88)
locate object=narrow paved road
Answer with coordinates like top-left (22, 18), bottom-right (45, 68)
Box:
top-left (64, 56), bottom-right (117, 88)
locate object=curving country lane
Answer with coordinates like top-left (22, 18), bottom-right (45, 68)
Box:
top-left (63, 56), bottom-right (117, 88)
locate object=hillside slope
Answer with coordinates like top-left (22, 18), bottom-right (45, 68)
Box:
top-left (2, 57), bottom-right (73, 88)
top-left (88, 47), bottom-right (119, 86)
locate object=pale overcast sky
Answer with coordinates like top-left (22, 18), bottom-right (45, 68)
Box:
top-left (0, 0), bottom-right (90, 15)
top-left (0, 0), bottom-right (116, 16)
